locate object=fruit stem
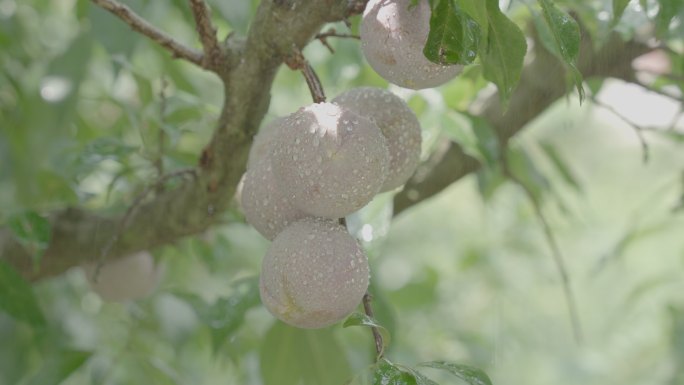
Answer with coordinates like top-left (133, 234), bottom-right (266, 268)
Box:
top-left (362, 292), bottom-right (384, 359)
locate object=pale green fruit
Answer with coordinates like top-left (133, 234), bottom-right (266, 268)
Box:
top-left (271, 102), bottom-right (389, 219)
top-left (259, 218), bottom-right (370, 329)
top-left (82, 251), bottom-right (163, 302)
top-left (333, 87), bottom-right (421, 191)
top-left (361, 0), bottom-right (463, 89)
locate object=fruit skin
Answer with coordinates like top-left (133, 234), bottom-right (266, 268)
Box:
top-left (361, 0), bottom-right (463, 89)
top-left (247, 117), bottom-right (282, 170)
top-left (271, 102), bottom-right (389, 219)
top-left (259, 218), bottom-right (370, 329)
top-left (241, 153), bottom-right (309, 240)
top-left (332, 87), bottom-right (421, 191)
top-left (82, 251), bottom-right (163, 302)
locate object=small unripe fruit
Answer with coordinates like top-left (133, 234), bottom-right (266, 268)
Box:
top-left (82, 251), bottom-right (163, 302)
top-left (241, 155), bottom-right (309, 240)
top-left (361, 0), bottom-right (463, 89)
top-left (272, 102), bottom-right (389, 219)
top-left (333, 87), bottom-right (421, 191)
top-left (259, 218), bottom-right (370, 329)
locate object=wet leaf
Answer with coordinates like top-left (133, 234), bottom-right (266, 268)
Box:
top-left (373, 360), bottom-right (418, 385)
top-left (480, 0), bottom-right (527, 106)
top-left (536, 0), bottom-right (584, 101)
top-left (419, 361), bottom-right (492, 385)
top-left (425, 0), bottom-right (480, 65)
top-left (343, 312), bottom-right (392, 350)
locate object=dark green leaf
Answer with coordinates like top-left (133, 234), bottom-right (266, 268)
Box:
top-left (419, 361), bottom-right (492, 385)
top-left (0, 261), bottom-right (45, 327)
top-left (612, 0), bottom-right (630, 24)
top-left (481, 0), bottom-right (527, 105)
top-left (540, 143), bottom-right (582, 192)
top-left (260, 322), bottom-right (352, 385)
top-left (424, 0), bottom-right (480, 65)
top-left (537, 0), bottom-right (584, 101)
top-left (26, 350), bottom-right (92, 385)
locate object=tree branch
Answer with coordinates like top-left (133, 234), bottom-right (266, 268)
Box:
top-left (90, 0), bottom-right (205, 68)
top-left (187, 0), bottom-right (224, 71)
top-left (393, 33), bottom-right (651, 215)
top-left (1, 0), bottom-right (360, 280)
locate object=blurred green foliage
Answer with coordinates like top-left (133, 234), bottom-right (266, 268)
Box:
top-left (1, 0), bottom-right (684, 384)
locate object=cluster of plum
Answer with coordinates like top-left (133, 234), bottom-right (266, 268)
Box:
top-left (244, 0), bottom-right (463, 329)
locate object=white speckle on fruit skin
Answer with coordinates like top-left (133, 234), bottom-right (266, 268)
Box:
top-left (332, 87), bottom-right (422, 191)
top-left (259, 218), bottom-right (370, 329)
top-left (271, 102), bottom-right (389, 219)
top-left (241, 151), bottom-right (310, 241)
top-left (361, 0), bottom-right (463, 89)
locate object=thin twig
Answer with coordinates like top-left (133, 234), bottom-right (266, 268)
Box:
top-left (315, 28), bottom-right (360, 53)
top-left (285, 48), bottom-right (326, 103)
top-left (504, 164), bottom-right (584, 345)
top-left (362, 292), bottom-right (384, 358)
top-left (589, 95), bottom-right (650, 163)
top-left (91, 0), bottom-right (204, 67)
top-left (188, 0), bottom-right (223, 69)
top-left (93, 168), bottom-right (197, 281)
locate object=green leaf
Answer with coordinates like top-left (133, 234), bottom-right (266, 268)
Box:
top-left (26, 350), bottom-right (92, 385)
top-left (7, 211), bottom-right (51, 253)
top-left (481, 0), bottom-right (527, 106)
top-left (259, 322), bottom-right (352, 385)
top-left (373, 360), bottom-right (418, 385)
top-left (406, 368), bottom-right (440, 385)
top-left (440, 112), bottom-right (499, 167)
top-left (507, 147), bottom-right (550, 202)
top-left (655, 0), bottom-right (684, 38)
top-left (0, 261), bottom-right (46, 327)
top-left (456, 0), bottom-right (488, 41)
top-left (178, 277), bottom-right (260, 352)
top-left (419, 361), bottom-right (492, 385)
top-left (536, 0), bottom-right (584, 101)
top-left (476, 166), bottom-right (506, 201)
top-left (343, 312), bottom-right (392, 351)
top-left (424, 0), bottom-right (480, 65)
top-left (540, 143), bottom-right (582, 193)
top-left (612, 0), bottom-right (630, 24)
